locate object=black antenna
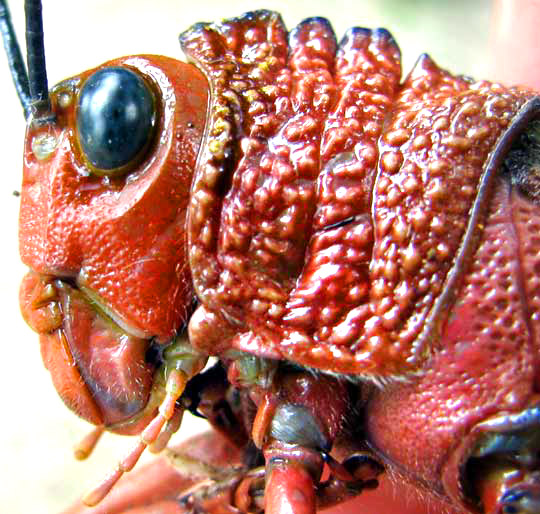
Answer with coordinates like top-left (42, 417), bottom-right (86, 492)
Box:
top-left (24, 0), bottom-right (51, 122)
top-left (0, 0), bottom-right (31, 118)
top-left (0, 0), bottom-right (52, 122)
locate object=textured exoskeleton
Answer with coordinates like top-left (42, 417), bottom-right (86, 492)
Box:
top-left (7, 4), bottom-right (540, 514)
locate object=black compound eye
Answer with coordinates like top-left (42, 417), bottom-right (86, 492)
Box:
top-left (77, 67), bottom-right (156, 173)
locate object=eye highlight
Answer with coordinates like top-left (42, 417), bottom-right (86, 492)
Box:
top-left (76, 66), bottom-right (156, 174)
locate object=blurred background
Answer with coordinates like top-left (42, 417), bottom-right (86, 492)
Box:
top-left (0, 0), bottom-right (494, 512)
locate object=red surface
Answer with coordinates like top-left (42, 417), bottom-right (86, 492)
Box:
top-left (20, 55), bottom-right (208, 342)
top-left (19, 4), bottom-right (540, 514)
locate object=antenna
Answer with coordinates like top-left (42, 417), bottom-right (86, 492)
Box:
top-left (0, 0), bottom-right (52, 122)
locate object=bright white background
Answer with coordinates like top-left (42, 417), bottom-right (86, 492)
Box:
top-left (0, 1), bottom-right (492, 512)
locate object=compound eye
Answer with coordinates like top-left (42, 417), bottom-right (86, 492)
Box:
top-left (76, 66), bottom-right (156, 174)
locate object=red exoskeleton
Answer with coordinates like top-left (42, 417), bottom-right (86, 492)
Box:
top-left (3, 1), bottom-right (540, 513)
